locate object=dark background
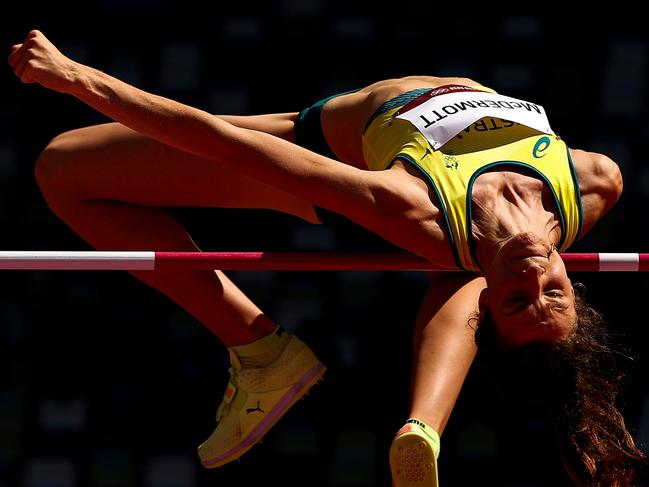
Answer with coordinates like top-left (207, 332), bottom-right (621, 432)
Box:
top-left (1, 3), bottom-right (648, 486)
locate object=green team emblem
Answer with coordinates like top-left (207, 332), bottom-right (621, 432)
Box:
top-left (533, 136), bottom-right (551, 158)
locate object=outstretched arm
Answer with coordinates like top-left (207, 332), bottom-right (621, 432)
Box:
top-left (8, 30), bottom-right (389, 230)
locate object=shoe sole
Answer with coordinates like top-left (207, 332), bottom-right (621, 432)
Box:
top-left (389, 431), bottom-right (438, 487)
top-left (201, 362), bottom-right (326, 468)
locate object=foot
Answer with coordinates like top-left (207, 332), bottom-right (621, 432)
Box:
top-left (198, 334), bottom-right (326, 468)
top-left (389, 418), bottom-right (440, 487)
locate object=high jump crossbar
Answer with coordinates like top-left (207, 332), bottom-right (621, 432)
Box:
top-left (0, 252), bottom-right (647, 272)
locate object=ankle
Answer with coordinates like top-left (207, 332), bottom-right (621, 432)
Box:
top-left (403, 418), bottom-right (441, 459)
top-left (228, 326), bottom-right (290, 368)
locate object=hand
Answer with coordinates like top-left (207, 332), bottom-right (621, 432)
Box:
top-left (8, 30), bottom-right (80, 93)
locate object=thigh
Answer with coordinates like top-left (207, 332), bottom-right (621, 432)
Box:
top-left (408, 274), bottom-right (485, 432)
top-left (413, 273), bottom-right (485, 354)
top-left (44, 116), bottom-right (320, 223)
top-left (417, 273), bottom-right (485, 327)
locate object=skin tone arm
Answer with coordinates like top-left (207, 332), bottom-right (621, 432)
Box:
top-left (8, 31), bottom-right (394, 232)
top-left (569, 149), bottom-right (623, 238)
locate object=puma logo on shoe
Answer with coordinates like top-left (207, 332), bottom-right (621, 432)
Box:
top-left (246, 401), bottom-right (265, 414)
top-left (406, 418), bottom-right (427, 430)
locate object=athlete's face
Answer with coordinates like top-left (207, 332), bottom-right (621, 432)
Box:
top-left (480, 233), bottom-right (576, 346)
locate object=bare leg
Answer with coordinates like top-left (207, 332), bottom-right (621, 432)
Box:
top-left (408, 274), bottom-right (484, 434)
top-left (35, 115), bottom-right (316, 346)
top-left (390, 275), bottom-right (483, 486)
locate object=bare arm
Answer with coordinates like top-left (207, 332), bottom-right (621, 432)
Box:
top-left (8, 30), bottom-right (389, 228)
top-left (570, 148), bottom-right (623, 238)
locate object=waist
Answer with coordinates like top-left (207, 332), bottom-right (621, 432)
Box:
top-left (363, 88), bottom-right (433, 134)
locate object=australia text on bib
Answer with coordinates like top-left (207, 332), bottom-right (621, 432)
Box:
top-left (394, 85), bottom-right (554, 149)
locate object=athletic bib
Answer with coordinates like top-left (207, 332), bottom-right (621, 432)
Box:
top-left (394, 85), bottom-right (554, 149)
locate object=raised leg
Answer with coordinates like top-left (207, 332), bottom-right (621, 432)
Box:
top-left (408, 274), bottom-right (484, 433)
top-left (34, 115), bottom-right (316, 346)
top-left (390, 273), bottom-right (484, 487)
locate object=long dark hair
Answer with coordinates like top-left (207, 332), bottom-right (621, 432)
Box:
top-left (475, 286), bottom-right (648, 486)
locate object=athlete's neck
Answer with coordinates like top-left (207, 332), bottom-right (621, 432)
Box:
top-left (471, 172), bottom-right (561, 269)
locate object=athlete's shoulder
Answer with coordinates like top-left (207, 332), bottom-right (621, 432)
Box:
top-left (570, 148), bottom-right (623, 238)
top-left (570, 148), bottom-right (623, 200)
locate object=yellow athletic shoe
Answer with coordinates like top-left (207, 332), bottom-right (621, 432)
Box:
top-left (198, 334), bottom-right (326, 468)
top-left (390, 418), bottom-right (440, 487)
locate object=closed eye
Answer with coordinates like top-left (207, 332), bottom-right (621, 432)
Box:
top-left (503, 291), bottom-right (566, 316)
top-left (545, 291), bottom-right (569, 308)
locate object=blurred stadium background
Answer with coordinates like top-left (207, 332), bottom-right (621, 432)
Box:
top-left (1, 3), bottom-right (648, 486)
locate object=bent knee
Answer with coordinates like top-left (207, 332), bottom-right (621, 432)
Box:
top-left (34, 129), bottom-right (91, 197)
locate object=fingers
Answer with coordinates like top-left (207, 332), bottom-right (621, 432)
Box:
top-left (7, 43), bottom-right (25, 69)
top-left (8, 30), bottom-right (44, 68)
top-left (8, 30), bottom-right (47, 83)
top-left (9, 30), bottom-right (63, 86)
top-left (8, 43), bottom-right (30, 82)
top-left (14, 54), bottom-right (30, 82)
